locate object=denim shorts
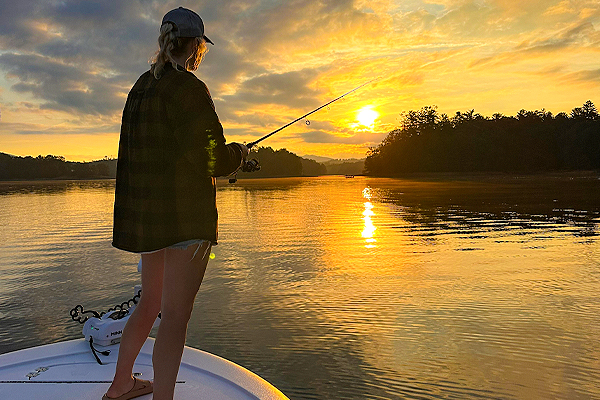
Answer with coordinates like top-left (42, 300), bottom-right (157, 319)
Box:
top-left (168, 239), bottom-right (208, 250)
top-left (138, 239), bottom-right (212, 255)
top-left (137, 240), bottom-right (212, 271)
top-left (140, 239), bottom-right (209, 254)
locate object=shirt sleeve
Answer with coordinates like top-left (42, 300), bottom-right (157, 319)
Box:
top-left (166, 76), bottom-right (243, 177)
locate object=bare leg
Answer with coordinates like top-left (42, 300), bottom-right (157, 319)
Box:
top-left (152, 242), bottom-right (211, 400)
top-left (105, 250), bottom-right (164, 398)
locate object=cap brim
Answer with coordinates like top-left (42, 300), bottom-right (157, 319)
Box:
top-left (204, 35), bottom-right (214, 45)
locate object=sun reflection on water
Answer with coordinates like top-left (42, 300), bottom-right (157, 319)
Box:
top-left (361, 188), bottom-right (376, 248)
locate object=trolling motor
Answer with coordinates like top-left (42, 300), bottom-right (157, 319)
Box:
top-left (229, 158), bottom-right (261, 183)
top-left (70, 285), bottom-right (160, 364)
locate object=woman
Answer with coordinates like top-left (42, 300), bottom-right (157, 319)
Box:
top-left (105, 7), bottom-right (248, 400)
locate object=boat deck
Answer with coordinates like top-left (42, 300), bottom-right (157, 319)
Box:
top-left (0, 338), bottom-right (288, 400)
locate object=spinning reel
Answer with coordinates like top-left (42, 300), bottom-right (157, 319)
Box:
top-left (229, 158), bottom-right (261, 183)
top-left (241, 158), bottom-right (261, 173)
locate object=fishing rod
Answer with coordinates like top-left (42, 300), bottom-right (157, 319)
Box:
top-left (230, 78), bottom-right (377, 182)
top-left (247, 78), bottom-right (377, 149)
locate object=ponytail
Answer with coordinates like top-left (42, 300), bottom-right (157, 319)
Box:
top-left (150, 23), bottom-right (208, 79)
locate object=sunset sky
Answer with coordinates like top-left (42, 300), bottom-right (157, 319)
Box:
top-left (0, 0), bottom-right (599, 161)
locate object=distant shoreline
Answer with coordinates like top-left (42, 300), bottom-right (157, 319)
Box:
top-left (0, 178), bottom-right (115, 184)
top-left (365, 170), bottom-right (600, 181)
top-left (0, 149), bottom-right (365, 180)
top-left (1, 171), bottom-right (598, 185)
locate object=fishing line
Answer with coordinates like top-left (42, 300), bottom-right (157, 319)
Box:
top-left (229, 78), bottom-right (377, 183)
top-left (247, 78), bottom-right (378, 149)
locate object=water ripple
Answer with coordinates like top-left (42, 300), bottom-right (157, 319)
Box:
top-left (1, 177), bottom-right (600, 399)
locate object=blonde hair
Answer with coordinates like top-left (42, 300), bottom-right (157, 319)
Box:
top-left (150, 23), bottom-right (209, 79)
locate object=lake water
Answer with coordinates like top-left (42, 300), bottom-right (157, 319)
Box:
top-left (0, 175), bottom-right (599, 399)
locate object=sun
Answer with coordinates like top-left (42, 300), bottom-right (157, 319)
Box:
top-left (356, 107), bottom-right (379, 128)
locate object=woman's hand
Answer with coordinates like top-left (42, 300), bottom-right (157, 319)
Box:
top-left (237, 143), bottom-right (250, 159)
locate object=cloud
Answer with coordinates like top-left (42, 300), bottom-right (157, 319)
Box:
top-left (300, 127), bottom-right (386, 145)
top-left (544, 0), bottom-right (600, 18)
top-left (0, 0), bottom-right (543, 120)
top-left (200, 45), bottom-right (266, 91)
top-left (0, 0), bottom-right (51, 49)
top-left (214, 68), bottom-right (327, 126)
top-left (225, 69), bottom-right (324, 108)
top-left (0, 0), bottom-right (161, 117)
top-left (0, 120), bottom-right (119, 135)
top-left (1, 0), bottom-right (599, 159)
top-left (1, 1), bottom-right (348, 120)
top-left (433, 2), bottom-right (499, 37)
top-left (469, 18), bottom-right (600, 68)
top-left (564, 68), bottom-right (600, 84)
top-left (0, 52), bottom-right (128, 115)
top-left (515, 20), bottom-right (599, 52)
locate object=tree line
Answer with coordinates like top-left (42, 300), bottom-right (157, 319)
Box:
top-left (236, 146), bottom-right (326, 178)
top-left (0, 147), bottom-right (344, 180)
top-left (0, 153), bottom-right (114, 180)
top-left (364, 100), bottom-right (600, 175)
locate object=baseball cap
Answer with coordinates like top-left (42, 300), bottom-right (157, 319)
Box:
top-left (161, 7), bottom-right (214, 45)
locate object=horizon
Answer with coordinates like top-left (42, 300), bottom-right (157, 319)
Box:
top-left (1, 99), bottom-right (597, 162)
top-left (1, 1), bottom-right (599, 161)
top-left (0, 149), bottom-right (367, 163)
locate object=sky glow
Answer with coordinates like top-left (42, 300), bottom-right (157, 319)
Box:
top-left (0, 1), bottom-right (598, 161)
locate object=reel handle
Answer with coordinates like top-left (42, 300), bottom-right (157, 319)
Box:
top-left (229, 158), bottom-right (261, 183)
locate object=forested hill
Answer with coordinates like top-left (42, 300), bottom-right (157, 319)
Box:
top-left (365, 101), bottom-right (600, 176)
top-left (235, 146), bottom-right (326, 178)
top-left (0, 147), bottom-right (353, 180)
top-left (0, 153), bottom-right (116, 180)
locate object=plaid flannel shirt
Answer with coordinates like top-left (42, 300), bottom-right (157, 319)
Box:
top-left (112, 64), bottom-right (244, 253)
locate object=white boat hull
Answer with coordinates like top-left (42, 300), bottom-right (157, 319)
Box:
top-left (0, 338), bottom-right (288, 400)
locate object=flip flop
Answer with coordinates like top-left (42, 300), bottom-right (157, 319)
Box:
top-left (102, 377), bottom-right (153, 400)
